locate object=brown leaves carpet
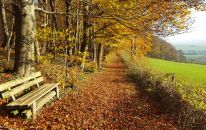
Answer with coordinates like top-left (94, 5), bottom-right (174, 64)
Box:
top-left (0, 58), bottom-right (177, 129)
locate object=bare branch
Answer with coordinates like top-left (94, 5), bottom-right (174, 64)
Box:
top-left (34, 7), bottom-right (83, 16)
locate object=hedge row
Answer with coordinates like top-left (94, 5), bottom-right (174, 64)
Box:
top-left (120, 52), bottom-right (206, 130)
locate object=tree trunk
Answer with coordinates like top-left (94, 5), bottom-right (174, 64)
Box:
top-left (91, 22), bottom-right (96, 62)
top-left (65, 0), bottom-right (71, 27)
top-left (65, 0), bottom-right (72, 58)
top-left (40, 0), bottom-right (48, 54)
top-left (81, 45), bottom-right (88, 71)
top-left (130, 36), bottom-right (136, 61)
top-left (0, 0), bottom-right (9, 48)
top-left (49, 0), bottom-right (58, 30)
top-left (80, 1), bottom-right (88, 53)
top-left (7, 16), bottom-right (15, 62)
top-left (7, 31), bottom-right (13, 62)
top-left (34, 40), bottom-right (40, 62)
top-left (93, 43), bottom-right (97, 62)
top-left (97, 44), bottom-right (104, 69)
top-left (14, 0), bottom-right (36, 77)
top-left (74, 0), bottom-right (80, 53)
top-left (80, 1), bottom-right (89, 70)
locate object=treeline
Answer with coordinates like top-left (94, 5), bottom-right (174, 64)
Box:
top-left (149, 37), bottom-right (186, 62)
top-left (0, 0), bottom-right (205, 77)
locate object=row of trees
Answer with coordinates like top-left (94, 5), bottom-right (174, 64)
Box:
top-left (0, 0), bottom-right (205, 76)
top-left (149, 37), bottom-right (186, 62)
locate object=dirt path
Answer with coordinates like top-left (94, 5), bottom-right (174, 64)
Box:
top-left (0, 57), bottom-right (177, 129)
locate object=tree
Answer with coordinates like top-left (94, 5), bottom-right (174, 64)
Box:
top-left (14, 0), bottom-right (36, 76)
top-left (177, 50), bottom-right (186, 62)
top-left (0, 0), bottom-right (9, 48)
top-left (149, 37), bottom-right (179, 61)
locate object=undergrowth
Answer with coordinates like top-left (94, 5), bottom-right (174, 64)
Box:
top-left (36, 54), bottom-right (89, 92)
top-left (120, 51), bottom-right (206, 130)
top-left (0, 51), bottom-right (96, 93)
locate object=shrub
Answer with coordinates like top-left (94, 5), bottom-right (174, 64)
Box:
top-left (84, 61), bottom-right (97, 73)
top-left (36, 57), bottom-right (79, 92)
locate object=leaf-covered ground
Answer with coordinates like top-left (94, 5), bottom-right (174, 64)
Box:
top-left (0, 57), bottom-right (177, 129)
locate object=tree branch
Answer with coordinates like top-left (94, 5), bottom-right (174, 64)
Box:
top-left (34, 7), bottom-right (83, 16)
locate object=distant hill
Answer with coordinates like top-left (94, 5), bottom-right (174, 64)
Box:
top-left (175, 44), bottom-right (206, 52)
top-left (174, 44), bottom-right (206, 64)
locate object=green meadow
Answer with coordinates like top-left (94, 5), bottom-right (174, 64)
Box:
top-left (149, 58), bottom-right (206, 86)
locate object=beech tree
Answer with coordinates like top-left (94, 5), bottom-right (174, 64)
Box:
top-left (14, 0), bottom-right (36, 76)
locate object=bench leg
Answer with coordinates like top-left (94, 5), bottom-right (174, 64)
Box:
top-left (55, 87), bottom-right (60, 99)
top-left (32, 102), bottom-right (37, 120)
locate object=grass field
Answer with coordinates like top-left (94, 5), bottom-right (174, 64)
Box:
top-left (149, 58), bottom-right (206, 86)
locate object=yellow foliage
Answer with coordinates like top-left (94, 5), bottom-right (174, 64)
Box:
top-left (37, 54), bottom-right (54, 64)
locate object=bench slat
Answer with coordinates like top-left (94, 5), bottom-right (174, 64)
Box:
top-left (20, 83), bottom-right (59, 106)
top-left (7, 83), bottom-right (59, 107)
top-left (36, 91), bottom-right (56, 111)
top-left (0, 72), bottom-right (41, 92)
top-left (2, 77), bottom-right (44, 99)
top-left (7, 84), bottom-right (51, 107)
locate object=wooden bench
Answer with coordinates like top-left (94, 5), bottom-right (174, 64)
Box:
top-left (0, 72), bottom-right (59, 119)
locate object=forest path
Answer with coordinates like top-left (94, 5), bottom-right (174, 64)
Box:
top-left (1, 55), bottom-right (177, 129)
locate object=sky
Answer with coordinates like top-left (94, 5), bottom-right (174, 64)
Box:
top-left (166, 11), bottom-right (206, 45)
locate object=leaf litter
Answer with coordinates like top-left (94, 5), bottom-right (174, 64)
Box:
top-left (0, 58), bottom-right (177, 129)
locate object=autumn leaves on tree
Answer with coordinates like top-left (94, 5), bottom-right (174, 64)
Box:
top-left (0, 0), bottom-right (205, 76)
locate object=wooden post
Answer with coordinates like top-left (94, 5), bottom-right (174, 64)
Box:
top-left (56, 87), bottom-right (60, 99)
top-left (32, 102), bottom-right (37, 119)
top-left (34, 77), bottom-right (40, 88)
top-left (8, 87), bottom-right (16, 101)
top-left (22, 110), bottom-right (32, 119)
